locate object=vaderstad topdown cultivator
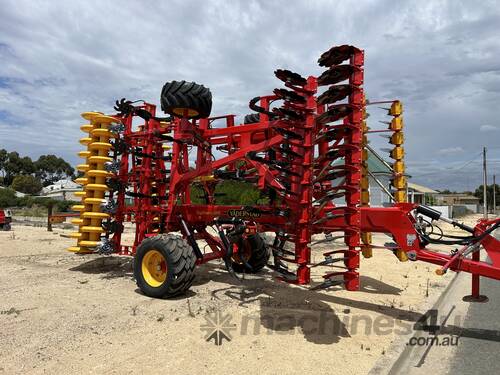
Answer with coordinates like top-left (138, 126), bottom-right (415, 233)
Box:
top-left (69, 44), bottom-right (500, 301)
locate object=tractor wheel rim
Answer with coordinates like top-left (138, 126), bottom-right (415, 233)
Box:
top-left (142, 249), bottom-right (167, 287)
top-left (172, 107), bottom-right (199, 117)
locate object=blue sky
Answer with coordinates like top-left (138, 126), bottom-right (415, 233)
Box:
top-left (0, 0), bottom-right (499, 191)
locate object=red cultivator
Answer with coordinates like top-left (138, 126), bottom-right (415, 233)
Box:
top-left (71, 45), bottom-right (500, 300)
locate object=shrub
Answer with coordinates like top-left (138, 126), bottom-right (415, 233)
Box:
top-left (0, 188), bottom-right (17, 208)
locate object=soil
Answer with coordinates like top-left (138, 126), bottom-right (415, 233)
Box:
top-left (1, 217), bottom-right (482, 374)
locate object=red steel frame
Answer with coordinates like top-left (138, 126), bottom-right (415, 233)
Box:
top-left (100, 45), bottom-right (500, 298)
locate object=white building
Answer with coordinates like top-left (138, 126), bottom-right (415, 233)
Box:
top-left (41, 179), bottom-right (81, 201)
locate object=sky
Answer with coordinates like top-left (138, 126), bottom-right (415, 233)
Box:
top-left (0, 0), bottom-right (499, 191)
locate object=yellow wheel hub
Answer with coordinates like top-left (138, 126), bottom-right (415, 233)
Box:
top-left (172, 107), bottom-right (199, 117)
top-left (142, 250), bottom-right (167, 287)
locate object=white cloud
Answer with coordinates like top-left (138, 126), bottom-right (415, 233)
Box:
top-left (0, 0), bottom-right (499, 191)
top-left (480, 124), bottom-right (499, 132)
top-left (437, 146), bottom-right (464, 155)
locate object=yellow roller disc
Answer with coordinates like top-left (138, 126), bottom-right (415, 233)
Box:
top-left (82, 212), bottom-right (109, 219)
top-left (75, 177), bottom-right (88, 185)
top-left (78, 240), bottom-right (101, 247)
top-left (88, 142), bottom-right (112, 151)
top-left (71, 218), bottom-right (84, 225)
top-left (93, 115), bottom-right (119, 124)
top-left (68, 246), bottom-right (84, 253)
top-left (77, 164), bottom-right (89, 171)
top-left (69, 232), bottom-right (83, 239)
top-left (80, 124), bottom-right (94, 133)
top-left (84, 197), bottom-right (105, 205)
top-left (74, 191), bottom-right (86, 198)
top-left (79, 137), bottom-right (93, 145)
top-left (80, 226), bottom-right (105, 233)
top-left (85, 183), bottom-right (109, 191)
top-left (81, 111), bottom-right (103, 121)
top-left (87, 169), bottom-right (111, 178)
top-left (91, 128), bottom-right (113, 137)
top-left (88, 156), bottom-right (112, 163)
top-left (78, 150), bottom-right (92, 158)
top-left (71, 204), bottom-right (85, 211)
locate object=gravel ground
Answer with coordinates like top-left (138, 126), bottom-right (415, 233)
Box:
top-left (0, 220), bottom-right (466, 374)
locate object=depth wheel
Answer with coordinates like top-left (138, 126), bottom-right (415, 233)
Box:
top-left (160, 80), bottom-right (212, 119)
top-left (231, 233), bottom-right (270, 273)
top-left (134, 234), bottom-right (196, 298)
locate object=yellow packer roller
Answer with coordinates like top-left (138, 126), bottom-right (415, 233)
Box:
top-left (69, 113), bottom-right (120, 254)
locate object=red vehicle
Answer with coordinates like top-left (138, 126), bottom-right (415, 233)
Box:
top-left (0, 209), bottom-right (12, 231)
top-left (70, 44), bottom-right (499, 302)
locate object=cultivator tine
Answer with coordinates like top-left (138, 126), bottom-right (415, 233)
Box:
top-left (317, 65), bottom-right (359, 86)
top-left (316, 84), bottom-right (354, 105)
top-left (311, 234), bottom-right (345, 246)
top-left (273, 107), bottom-right (305, 121)
top-left (273, 145), bottom-right (302, 158)
top-left (318, 45), bottom-right (359, 67)
top-left (315, 104), bottom-right (354, 125)
top-left (273, 88), bottom-right (307, 104)
top-left (311, 255), bottom-right (349, 268)
top-left (315, 128), bottom-right (339, 143)
top-left (313, 169), bottom-right (348, 183)
top-left (313, 191), bottom-right (346, 205)
top-left (313, 213), bottom-right (345, 225)
top-left (274, 69), bottom-right (307, 87)
top-left (268, 244), bottom-right (295, 257)
top-left (272, 127), bottom-right (303, 140)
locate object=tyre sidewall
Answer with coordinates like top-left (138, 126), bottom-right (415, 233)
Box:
top-left (134, 237), bottom-right (176, 298)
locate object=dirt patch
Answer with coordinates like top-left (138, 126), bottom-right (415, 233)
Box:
top-left (0, 219), bottom-right (477, 374)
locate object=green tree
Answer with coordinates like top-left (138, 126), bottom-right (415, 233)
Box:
top-left (0, 188), bottom-right (17, 208)
top-left (0, 148), bottom-right (8, 181)
top-left (438, 189), bottom-right (457, 194)
top-left (10, 175), bottom-right (43, 195)
top-left (34, 154), bottom-right (75, 186)
top-left (3, 151), bottom-right (23, 185)
top-left (474, 184), bottom-right (500, 207)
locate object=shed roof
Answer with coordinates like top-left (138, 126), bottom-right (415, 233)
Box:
top-left (407, 182), bottom-right (438, 194)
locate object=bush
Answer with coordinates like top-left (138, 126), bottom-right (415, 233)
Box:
top-left (55, 200), bottom-right (79, 212)
top-left (0, 188), bottom-right (17, 208)
top-left (10, 175), bottom-right (43, 195)
top-left (189, 181), bottom-right (269, 205)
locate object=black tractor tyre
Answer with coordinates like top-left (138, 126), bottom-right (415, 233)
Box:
top-left (244, 113), bottom-right (260, 124)
top-left (3, 223), bottom-right (11, 231)
top-left (231, 233), bottom-right (270, 273)
top-left (160, 80), bottom-right (212, 119)
top-left (134, 234), bottom-right (196, 298)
